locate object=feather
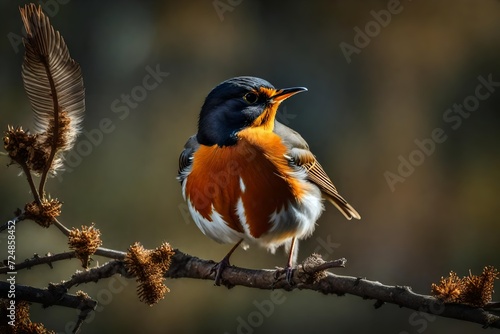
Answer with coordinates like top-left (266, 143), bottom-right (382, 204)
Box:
top-left (275, 121), bottom-right (361, 220)
top-left (20, 4), bottom-right (85, 174)
top-left (178, 135), bottom-right (199, 182)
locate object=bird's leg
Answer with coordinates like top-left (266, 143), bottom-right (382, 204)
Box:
top-left (273, 237), bottom-right (298, 286)
top-left (211, 238), bottom-right (243, 286)
top-left (284, 237), bottom-right (297, 284)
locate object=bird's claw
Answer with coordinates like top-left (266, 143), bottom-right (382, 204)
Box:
top-left (273, 266), bottom-right (296, 286)
top-left (211, 258), bottom-right (230, 286)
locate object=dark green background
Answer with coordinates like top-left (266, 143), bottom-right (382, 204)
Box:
top-left (1, 0), bottom-right (499, 333)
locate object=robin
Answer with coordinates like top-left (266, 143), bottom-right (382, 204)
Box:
top-left (178, 76), bottom-right (360, 284)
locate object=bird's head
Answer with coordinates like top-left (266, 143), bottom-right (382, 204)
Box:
top-left (197, 76), bottom-right (307, 147)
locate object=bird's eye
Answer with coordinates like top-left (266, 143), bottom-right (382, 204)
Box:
top-left (243, 92), bottom-right (259, 104)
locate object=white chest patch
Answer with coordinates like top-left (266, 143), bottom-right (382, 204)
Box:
top-left (186, 199), bottom-right (244, 245)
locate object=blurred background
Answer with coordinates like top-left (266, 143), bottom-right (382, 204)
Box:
top-left (1, 0), bottom-right (499, 333)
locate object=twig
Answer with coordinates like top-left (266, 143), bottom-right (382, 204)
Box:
top-left (58, 260), bottom-right (131, 291)
top-left (20, 161), bottom-right (42, 205)
top-left (307, 258), bottom-right (347, 273)
top-left (485, 302), bottom-right (500, 310)
top-left (73, 299), bottom-right (95, 334)
top-left (0, 251), bottom-right (76, 274)
top-left (53, 217), bottom-right (71, 236)
top-left (0, 281), bottom-right (96, 334)
top-left (0, 214), bottom-right (70, 236)
top-left (0, 214), bottom-right (25, 233)
top-left (0, 213), bottom-right (68, 235)
top-left (0, 215), bottom-right (69, 236)
top-left (94, 247), bottom-right (126, 260)
top-left (0, 248), bottom-right (126, 275)
top-left (0, 281), bottom-right (96, 311)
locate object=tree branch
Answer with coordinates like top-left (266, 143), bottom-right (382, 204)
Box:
top-left (0, 282), bottom-right (95, 310)
top-left (165, 251), bottom-right (500, 329)
top-left (0, 247), bottom-right (126, 275)
top-left (0, 251), bottom-right (75, 274)
top-left (0, 280), bottom-right (96, 333)
top-left (21, 161), bottom-right (41, 205)
top-left (1, 249), bottom-right (499, 330)
top-left (58, 260), bottom-right (131, 291)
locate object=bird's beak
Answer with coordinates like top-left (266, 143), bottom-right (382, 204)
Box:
top-left (271, 87), bottom-right (308, 103)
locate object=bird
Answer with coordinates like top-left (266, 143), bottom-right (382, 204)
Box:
top-left (178, 76), bottom-right (360, 285)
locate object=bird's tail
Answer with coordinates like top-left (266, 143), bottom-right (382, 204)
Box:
top-left (325, 194), bottom-right (361, 220)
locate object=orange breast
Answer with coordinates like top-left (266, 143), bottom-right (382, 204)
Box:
top-left (185, 128), bottom-right (305, 239)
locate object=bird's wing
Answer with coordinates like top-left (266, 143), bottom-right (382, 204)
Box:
top-left (274, 121), bottom-right (361, 220)
top-left (178, 134), bottom-right (199, 183)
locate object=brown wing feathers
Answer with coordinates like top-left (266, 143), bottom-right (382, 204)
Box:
top-left (275, 121), bottom-right (361, 220)
top-left (303, 157), bottom-right (360, 220)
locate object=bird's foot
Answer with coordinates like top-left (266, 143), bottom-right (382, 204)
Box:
top-left (285, 266), bottom-right (295, 284)
top-left (273, 265), bottom-right (296, 286)
top-left (210, 239), bottom-right (243, 286)
top-left (211, 257), bottom-right (231, 286)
